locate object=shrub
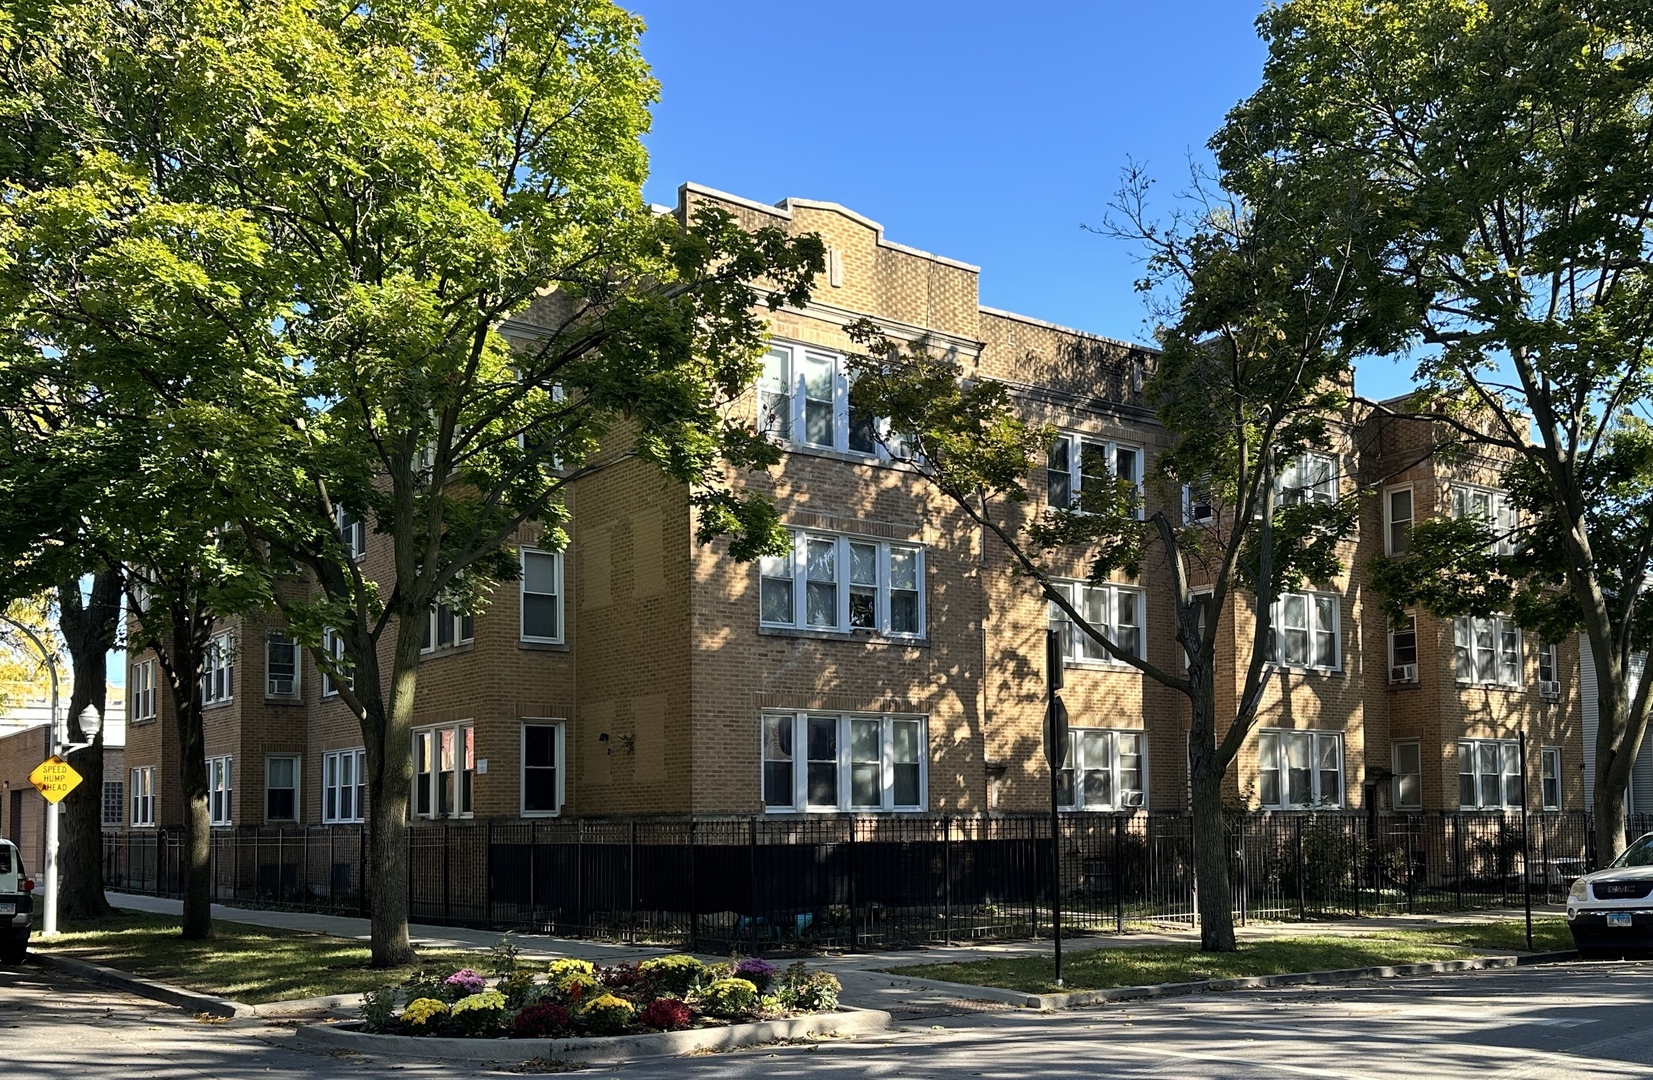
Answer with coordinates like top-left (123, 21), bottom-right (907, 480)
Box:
top-left (599, 961), bottom-right (644, 993)
top-left (732, 958), bottom-right (777, 993)
top-left (547, 958), bottom-right (597, 981)
top-left (402, 997), bottom-right (450, 1033)
top-left (580, 993), bottom-right (636, 1036)
top-left (403, 969), bottom-right (459, 1004)
top-left (450, 990), bottom-right (510, 1035)
top-left (699, 977), bottom-right (758, 1019)
top-left (638, 954), bottom-right (705, 999)
top-left (444, 969), bottom-right (489, 996)
top-left (497, 969), bottom-right (537, 1009)
top-left (555, 971), bottom-right (602, 1006)
top-left (513, 1002), bottom-right (571, 1038)
top-left (358, 985), bottom-right (397, 1033)
top-left (777, 964), bottom-right (840, 1012)
top-left (639, 997), bottom-right (693, 1031)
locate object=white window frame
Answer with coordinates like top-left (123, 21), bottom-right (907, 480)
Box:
top-left (758, 342), bottom-right (909, 460)
top-left (207, 755), bottom-right (232, 826)
top-left (760, 712), bottom-right (928, 813)
top-left (1258, 729), bottom-right (1345, 809)
top-left (321, 628), bottom-right (352, 697)
top-left (336, 505), bottom-right (367, 562)
top-left (1057, 728), bottom-right (1147, 810)
top-left (199, 631), bottom-right (234, 706)
top-left (520, 720), bottom-right (566, 817)
top-left (519, 548), bottom-right (565, 644)
top-left (1182, 480), bottom-right (1215, 524)
top-left (1459, 738), bottom-right (1523, 810)
top-left (1538, 642), bottom-right (1561, 698)
top-left (1541, 746), bottom-right (1562, 811)
top-left (1384, 484), bottom-right (1414, 556)
top-left (412, 721), bottom-right (475, 820)
top-left (1453, 615), bottom-right (1522, 687)
top-left (266, 631), bottom-right (300, 699)
top-left (759, 531), bottom-right (925, 639)
top-left (1266, 591), bottom-right (1342, 672)
top-left (265, 755), bottom-right (300, 823)
top-left (1048, 580), bottom-right (1145, 666)
top-left (130, 658), bottom-right (157, 722)
top-left (1389, 612), bottom-right (1419, 684)
top-left (1391, 740), bottom-right (1422, 810)
top-left (1450, 483), bottom-right (1519, 557)
top-left (421, 598), bottom-right (474, 653)
top-left (1048, 431), bottom-right (1145, 518)
top-left (130, 766), bottom-right (155, 827)
top-left (322, 747), bottom-right (367, 824)
top-left (1276, 452), bottom-right (1338, 506)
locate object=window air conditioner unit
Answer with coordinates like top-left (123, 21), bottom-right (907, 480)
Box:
top-left (1391, 664), bottom-right (1417, 684)
top-left (1540, 680), bottom-right (1561, 700)
top-left (268, 676), bottom-right (295, 697)
top-left (1121, 791), bottom-right (1145, 808)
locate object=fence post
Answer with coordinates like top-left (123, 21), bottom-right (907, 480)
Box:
top-left (688, 819), bottom-right (699, 953)
top-left (486, 819), bottom-right (495, 930)
top-left (627, 820), bottom-right (638, 946)
top-left (1114, 815), bottom-right (1126, 934)
top-left (442, 822), bottom-right (452, 924)
top-left (575, 820), bottom-right (586, 934)
top-left (1027, 817), bottom-right (1039, 939)
top-left (1405, 817), bottom-right (1416, 915)
top-left (943, 816), bottom-right (953, 947)
top-left (747, 817), bottom-right (759, 956)
top-left (528, 820), bottom-right (539, 930)
top-left (1351, 817), bottom-right (1361, 918)
top-left (1292, 816), bottom-right (1304, 921)
top-left (847, 818), bottom-right (860, 952)
top-left (327, 827), bottom-right (335, 914)
top-left (1237, 815), bottom-right (1248, 928)
top-left (1453, 816), bottom-right (1465, 910)
top-left (358, 825), bottom-right (368, 918)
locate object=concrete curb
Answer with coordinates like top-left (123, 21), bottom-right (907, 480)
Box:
top-left (885, 951), bottom-right (1582, 1010)
top-left (250, 991), bottom-right (368, 1017)
top-left (295, 1006), bottom-right (893, 1064)
top-left (32, 953), bottom-right (254, 1018)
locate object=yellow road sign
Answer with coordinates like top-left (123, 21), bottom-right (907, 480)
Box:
top-left (29, 756), bottom-right (82, 804)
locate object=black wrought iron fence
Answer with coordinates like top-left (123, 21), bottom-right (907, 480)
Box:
top-left (100, 811), bottom-right (1653, 952)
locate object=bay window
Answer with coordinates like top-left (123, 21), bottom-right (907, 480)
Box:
top-left (1276, 452), bottom-right (1338, 506)
top-left (201, 631), bottom-right (234, 705)
top-left (1454, 616), bottom-right (1521, 687)
top-left (1459, 738), bottom-right (1521, 809)
top-left (1048, 432), bottom-right (1143, 516)
top-left (1048, 581), bottom-right (1144, 664)
top-left (760, 531), bottom-right (924, 638)
top-left (762, 712), bottom-right (926, 812)
top-left (1258, 730), bottom-right (1343, 809)
top-left (413, 722), bottom-right (474, 818)
top-left (323, 748), bottom-right (367, 824)
top-left (758, 342), bottom-right (909, 459)
top-left (1057, 729), bottom-right (1145, 810)
top-left (1450, 483), bottom-right (1519, 556)
top-left (1267, 592), bottom-right (1340, 671)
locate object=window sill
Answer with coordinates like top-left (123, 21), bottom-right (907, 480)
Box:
top-left (1059, 805), bottom-right (1146, 814)
top-left (1387, 680), bottom-right (1421, 691)
top-left (202, 700), bottom-right (234, 712)
top-left (1269, 665), bottom-right (1343, 677)
top-left (762, 806), bottom-right (929, 815)
top-left (758, 625), bottom-right (928, 647)
top-left (1456, 682), bottom-right (1524, 693)
top-left (520, 810), bottom-right (563, 818)
top-left (322, 819), bottom-right (366, 826)
top-left (129, 716), bottom-right (158, 727)
top-left (518, 640), bottom-right (570, 653)
top-left (264, 695), bottom-right (305, 706)
top-left (1063, 659), bottom-right (1141, 672)
top-left (420, 642), bottom-right (475, 661)
top-left (1259, 805), bottom-right (1347, 812)
top-left (775, 442), bottom-right (916, 470)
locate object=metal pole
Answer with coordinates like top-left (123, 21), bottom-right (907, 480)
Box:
top-left (2, 616), bottom-right (62, 937)
top-left (1520, 730), bottom-right (1533, 952)
top-left (1046, 628), bottom-right (1063, 988)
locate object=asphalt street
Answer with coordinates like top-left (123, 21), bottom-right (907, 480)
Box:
top-left (3, 959), bottom-right (1650, 1079)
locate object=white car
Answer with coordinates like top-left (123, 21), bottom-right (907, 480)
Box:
top-left (1567, 831), bottom-right (1653, 956)
top-left (0, 839), bottom-right (33, 963)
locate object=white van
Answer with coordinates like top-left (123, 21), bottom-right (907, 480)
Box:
top-left (0, 840), bottom-right (34, 963)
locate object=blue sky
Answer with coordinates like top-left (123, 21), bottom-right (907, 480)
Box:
top-left (630, 0), bottom-right (1416, 401)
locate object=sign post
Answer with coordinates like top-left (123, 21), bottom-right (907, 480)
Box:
top-left (1045, 628), bottom-right (1069, 988)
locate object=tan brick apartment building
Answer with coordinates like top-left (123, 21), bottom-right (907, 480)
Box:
top-left (118, 183), bottom-right (1590, 834)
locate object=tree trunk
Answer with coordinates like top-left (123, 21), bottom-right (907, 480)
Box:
top-left (1581, 621), bottom-right (1647, 867)
top-left (362, 612), bottom-right (424, 967)
top-left (58, 569), bottom-right (121, 920)
top-left (1190, 758), bottom-right (1236, 952)
top-left (165, 615), bottom-right (212, 940)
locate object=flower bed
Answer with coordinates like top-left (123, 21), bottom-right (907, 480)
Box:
top-left (357, 950), bottom-right (843, 1040)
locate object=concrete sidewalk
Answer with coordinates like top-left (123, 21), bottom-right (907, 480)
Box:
top-left (103, 891), bottom-right (1563, 1021)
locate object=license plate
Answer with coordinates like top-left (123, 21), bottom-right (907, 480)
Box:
top-left (0, 903), bottom-right (13, 915)
top-left (1607, 912), bottom-right (1634, 928)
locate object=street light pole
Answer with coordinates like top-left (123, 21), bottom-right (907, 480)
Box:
top-left (0, 615), bottom-right (58, 935)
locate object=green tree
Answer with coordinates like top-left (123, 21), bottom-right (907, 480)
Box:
top-left (1223, 0), bottom-right (1653, 861)
top-left (847, 167), bottom-right (1361, 951)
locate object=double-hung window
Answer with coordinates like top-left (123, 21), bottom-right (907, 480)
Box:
top-left (1048, 432), bottom-right (1143, 517)
top-left (1453, 615), bottom-right (1521, 687)
top-left (1391, 741), bottom-right (1422, 810)
top-left (1450, 484), bottom-right (1518, 556)
top-left (1541, 747), bottom-right (1562, 810)
top-left (207, 755), bottom-right (232, 826)
top-left (130, 767), bottom-right (155, 827)
top-left (1389, 613), bottom-right (1418, 683)
top-left (759, 531), bottom-right (924, 638)
top-left (1276, 452), bottom-right (1338, 506)
top-left (130, 659), bottom-right (157, 722)
top-left (1384, 485), bottom-right (1414, 555)
top-left (1258, 730), bottom-right (1344, 808)
top-left (1048, 581), bottom-right (1144, 664)
top-left (1182, 480), bottom-right (1215, 524)
top-left (422, 595), bottom-right (474, 652)
top-left (321, 628), bottom-right (352, 697)
top-left (266, 632), bottom-right (299, 698)
top-left (758, 343), bottom-right (906, 458)
top-left (761, 712), bottom-right (926, 812)
top-left (520, 549), bottom-right (564, 643)
top-left (201, 631), bottom-right (234, 705)
top-left (265, 756), bottom-right (299, 822)
top-left (521, 720), bottom-right (565, 816)
top-left (1057, 729), bottom-right (1146, 810)
top-left (413, 722), bottom-right (474, 818)
top-left (1459, 738), bottom-right (1522, 809)
top-left (323, 748), bottom-right (367, 824)
top-left (1266, 592), bottom-right (1340, 671)
top-left (1538, 643), bottom-right (1561, 698)
top-left (336, 505), bottom-right (367, 562)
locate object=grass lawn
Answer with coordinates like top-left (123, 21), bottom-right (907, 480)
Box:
top-left (37, 910), bottom-right (496, 1005)
top-left (889, 918), bottom-right (1573, 994)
